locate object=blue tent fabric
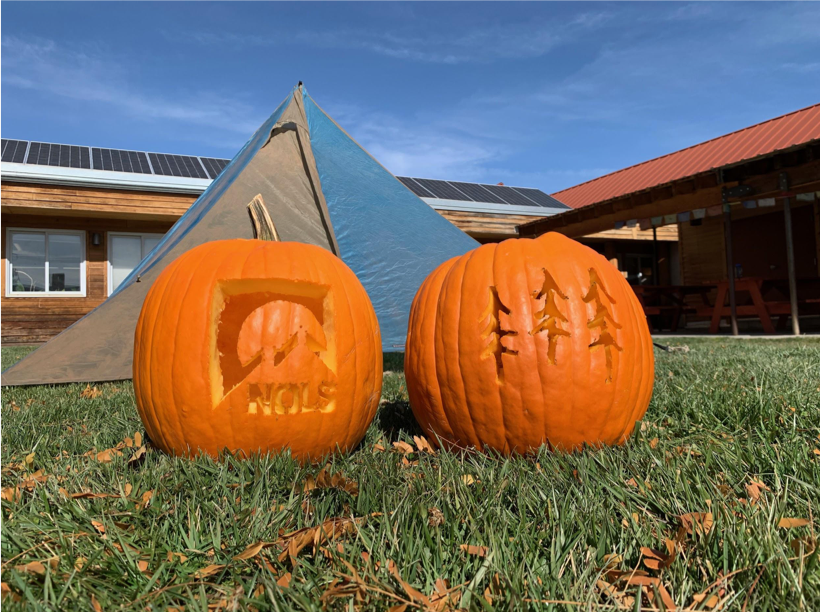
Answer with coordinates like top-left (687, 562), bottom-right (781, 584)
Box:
top-left (303, 93), bottom-right (478, 349)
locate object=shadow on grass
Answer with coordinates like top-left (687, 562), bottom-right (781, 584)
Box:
top-left (374, 399), bottom-right (422, 442)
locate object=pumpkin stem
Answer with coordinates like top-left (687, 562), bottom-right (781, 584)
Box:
top-left (247, 194), bottom-right (280, 241)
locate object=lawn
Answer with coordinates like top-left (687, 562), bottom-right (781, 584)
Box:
top-left (2, 339), bottom-right (819, 611)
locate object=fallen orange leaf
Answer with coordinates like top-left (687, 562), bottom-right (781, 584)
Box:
top-left (778, 518), bottom-right (810, 529)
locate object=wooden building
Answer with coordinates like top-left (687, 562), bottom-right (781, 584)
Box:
top-left (520, 104), bottom-right (820, 334)
top-left (1, 140), bottom-right (566, 344)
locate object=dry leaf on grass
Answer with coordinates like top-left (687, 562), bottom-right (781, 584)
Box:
top-left (392, 441), bottom-right (414, 454)
top-left (136, 490), bottom-right (153, 510)
top-left (778, 518), bottom-right (810, 528)
top-left (80, 385), bottom-right (103, 400)
top-left (625, 478), bottom-right (638, 488)
top-left (277, 572), bottom-right (292, 588)
top-left (745, 479), bottom-right (770, 503)
top-left (388, 559), bottom-right (430, 605)
top-left (601, 553), bottom-right (623, 571)
top-left (13, 557), bottom-right (59, 575)
top-left (69, 491), bottom-right (111, 499)
top-left (1, 582), bottom-right (19, 602)
top-left (681, 512), bottom-right (713, 535)
top-left (428, 507), bottom-right (445, 527)
top-left (302, 466), bottom-right (359, 496)
top-left (95, 447), bottom-right (122, 463)
top-left (137, 560), bottom-right (150, 574)
top-left (461, 475), bottom-right (475, 486)
top-left (167, 551), bottom-right (188, 563)
top-left (91, 520), bottom-right (106, 536)
top-left (641, 540), bottom-right (676, 570)
top-left (691, 592), bottom-right (721, 608)
top-left (614, 574), bottom-right (676, 611)
top-left (91, 593), bottom-right (102, 612)
top-left (194, 564), bottom-right (225, 579)
top-left (233, 542), bottom-right (265, 561)
top-left (124, 483), bottom-right (133, 497)
top-left (429, 577), bottom-right (462, 611)
top-left (277, 517), bottom-right (360, 565)
top-left (127, 446), bottom-right (147, 467)
top-left (789, 537), bottom-right (817, 557)
top-left (413, 435), bottom-right (436, 455)
top-left (459, 544), bottom-right (488, 557)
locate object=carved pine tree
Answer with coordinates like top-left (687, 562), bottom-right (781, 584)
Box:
top-left (478, 286), bottom-right (517, 382)
top-left (583, 268), bottom-right (623, 382)
top-left (530, 268), bottom-right (570, 364)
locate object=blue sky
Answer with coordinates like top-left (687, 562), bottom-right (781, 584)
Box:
top-left (3, 2), bottom-right (819, 193)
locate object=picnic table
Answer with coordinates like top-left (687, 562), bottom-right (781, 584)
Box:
top-left (702, 277), bottom-right (820, 333)
top-left (632, 284), bottom-right (716, 332)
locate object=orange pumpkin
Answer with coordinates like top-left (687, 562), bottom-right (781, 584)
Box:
top-left (133, 239), bottom-right (382, 461)
top-left (405, 232), bottom-right (653, 454)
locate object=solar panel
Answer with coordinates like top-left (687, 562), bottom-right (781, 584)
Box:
top-left (413, 178), bottom-right (472, 201)
top-left (148, 153), bottom-right (209, 179)
top-left (446, 181), bottom-right (506, 204)
top-left (479, 184), bottom-right (539, 207)
top-left (395, 176), bottom-right (435, 198)
top-left (199, 157), bottom-right (230, 179)
top-left (89, 148), bottom-right (148, 173)
top-left (1, 139), bottom-right (29, 163)
top-left (512, 187), bottom-right (570, 209)
top-left (20, 142), bottom-right (91, 169)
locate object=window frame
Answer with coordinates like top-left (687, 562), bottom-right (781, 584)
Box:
top-left (107, 231), bottom-right (164, 296)
top-left (5, 227), bottom-right (87, 297)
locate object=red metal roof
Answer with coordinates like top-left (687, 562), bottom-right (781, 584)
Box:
top-left (553, 103), bottom-right (820, 209)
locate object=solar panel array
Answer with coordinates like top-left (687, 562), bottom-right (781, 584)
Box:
top-left (1, 139), bottom-right (230, 180)
top-left (397, 176), bottom-right (568, 209)
top-left (2, 138), bottom-right (568, 210)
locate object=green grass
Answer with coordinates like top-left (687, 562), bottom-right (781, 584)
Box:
top-left (2, 339), bottom-right (819, 611)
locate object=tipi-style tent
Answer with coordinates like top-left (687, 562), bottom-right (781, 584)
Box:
top-left (2, 84), bottom-right (477, 386)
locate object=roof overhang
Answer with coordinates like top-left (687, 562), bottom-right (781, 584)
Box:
top-left (521, 140), bottom-right (820, 238)
top-left (422, 197), bottom-right (559, 217)
top-left (1, 162), bottom-right (563, 219)
top-left (1, 162), bottom-right (211, 194)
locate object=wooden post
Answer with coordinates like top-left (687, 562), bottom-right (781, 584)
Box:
top-left (782, 197), bottom-right (801, 335)
top-left (652, 227), bottom-right (659, 285)
top-left (814, 199), bottom-right (820, 277)
top-left (723, 209), bottom-right (739, 335)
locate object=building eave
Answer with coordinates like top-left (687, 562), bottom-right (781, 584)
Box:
top-left (1, 162), bottom-right (211, 194)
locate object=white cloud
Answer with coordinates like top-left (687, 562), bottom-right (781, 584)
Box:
top-left (1, 36), bottom-right (264, 142)
top-left (170, 12), bottom-right (613, 65)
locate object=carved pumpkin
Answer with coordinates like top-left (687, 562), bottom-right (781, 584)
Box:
top-left (405, 232), bottom-right (653, 454)
top-left (133, 239), bottom-right (382, 461)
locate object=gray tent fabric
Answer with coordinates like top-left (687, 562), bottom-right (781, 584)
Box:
top-left (2, 84), bottom-right (477, 386)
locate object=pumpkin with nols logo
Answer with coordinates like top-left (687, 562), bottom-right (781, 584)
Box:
top-left (405, 232), bottom-right (653, 455)
top-left (133, 239), bottom-right (382, 461)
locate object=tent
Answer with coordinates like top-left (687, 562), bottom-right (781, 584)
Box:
top-left (2, 84), bottom-right (478, 386)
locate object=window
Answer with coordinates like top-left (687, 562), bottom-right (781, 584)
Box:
top-left (108, 232), bottom-right (163, 295)
top-left (6, 229), bottom-right (86, 296)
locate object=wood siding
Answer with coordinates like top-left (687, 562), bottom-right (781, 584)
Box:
top-left (436, 210), bottom-right (545, 240)
top-left (1, 182), bottom-right (555, 344)
top-left (679, 217), bottom-right (726, 285)
top-left (1, 182), bottom-right (196, 220)
top-left (2, 213), bottom-right (174, 344)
